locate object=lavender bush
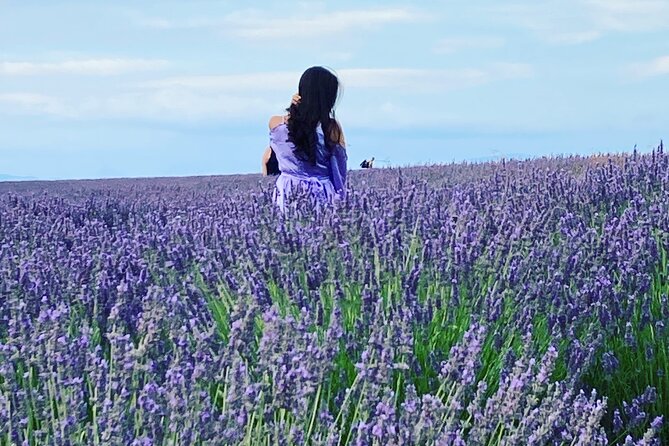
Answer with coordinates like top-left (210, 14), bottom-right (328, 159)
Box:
top-left (1, 145), bottom-right (668, 445)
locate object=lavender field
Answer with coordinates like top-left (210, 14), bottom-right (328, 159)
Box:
top-left (1, 148), bottom-right (668, 445)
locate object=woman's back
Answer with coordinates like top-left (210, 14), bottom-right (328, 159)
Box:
top-left (270, 122), bottom-right (332, 179)
top-left (269, 118), bottom-right (347, 210)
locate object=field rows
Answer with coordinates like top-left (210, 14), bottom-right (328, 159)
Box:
top-left (1, 150), bottom-right (668, 445)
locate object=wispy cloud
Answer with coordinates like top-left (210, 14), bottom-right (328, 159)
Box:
top-left (101, 90), bottom-right (276, 121)
top-left (138, 7), bottom-right (426, 40)
top-left (587, 0), bottom-right (669, 32)
top-left (142, 64), bottom-right (533, 93)
top-left (0, 89), bottom-right (276, 121)
top-left (627, 55), bottom-right (669, 78)
top-left (0, 93), bottom-right (72, 116)
top-left (340, 66), bottom-right (532, 90)
top-left (131, 65), bottom-right (533, 128)
top-left (0, 58), bottom-right (169, 76)
top-left (140, 72), bottom-right (297, 91)
top-left (0, 63), bottom-right (533, 122)
top-left (496, 0), bottom-right (669, 44)
top-left (433, 36), bottom-right (505, 54)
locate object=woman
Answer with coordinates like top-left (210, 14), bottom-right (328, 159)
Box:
top-left (268, 66), bottom-right (348, 211)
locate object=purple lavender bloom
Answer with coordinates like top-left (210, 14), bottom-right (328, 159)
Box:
top-left (602, 351), bottom-right (620, 376)
top-left (613, 409), bottom-right (624, 433)
top-left (2, 148), bottom-right (669, 445)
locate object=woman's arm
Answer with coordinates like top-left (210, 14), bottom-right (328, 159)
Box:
top-left (261, 146), bottom-right (272, 176)
top-left (331, 146), bottom-right (348, 195)
top-left (329, 120), bottom-right (348, 196)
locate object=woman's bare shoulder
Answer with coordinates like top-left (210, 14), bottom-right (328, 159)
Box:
top-left (269, 115), bottom-right (286, 130)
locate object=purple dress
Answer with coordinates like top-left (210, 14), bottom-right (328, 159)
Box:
top-left (269, 122), bottom-right (348, 210)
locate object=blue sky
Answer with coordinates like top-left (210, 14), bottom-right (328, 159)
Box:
top-left (1, 0), bottom-right (668, 180)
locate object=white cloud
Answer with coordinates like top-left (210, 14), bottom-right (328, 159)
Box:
top-left (0, 93), bottom-right (73, 116)
top-left (138, 7), bottom-right (426, 40)
top-left (140, 72), bottom-right (297, 91)
top-left (587, 0), bottom-right (669, 32)
top-left (101, 90), bottom-right (276, 121)
top-left (549, 31), bottom-right (602, 45)
top-left (0, 89), bottom-right (277, 121)
top-left (627, 55), bottom-right (669, 78)
top-left (434, 36), bottom-right (505, 54)
top-left (496, 0), bottom-right (669, 44)
top-left (234, 8), bottom-right (425, 39)
top-left (0, 64), bottom-right (533, 122)
top-left (342, 68), bottom-right (489, 90)
top-left (342, 65), bottom-right (532, 89)
top-left (0, 59), bottom-right (169, 76)
top-left (141, 64), bottom-right (533, 94)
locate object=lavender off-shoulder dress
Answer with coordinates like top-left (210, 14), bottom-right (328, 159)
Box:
top-left (269, 122), bottom-right (348, 210)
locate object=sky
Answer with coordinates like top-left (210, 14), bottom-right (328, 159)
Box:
top-left (0, 0), bottom-right (668, 180)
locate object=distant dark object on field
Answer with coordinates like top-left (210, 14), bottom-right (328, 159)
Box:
top-left (360, 157), bottom-right (375, 169)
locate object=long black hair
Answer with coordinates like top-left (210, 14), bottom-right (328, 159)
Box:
top-left (287, 66), bottom-right (342, 164)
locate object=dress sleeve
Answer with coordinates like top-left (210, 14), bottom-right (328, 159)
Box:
top-left (330, 145), bottom-right (348, 197)
top-left (268, 128), bottom-right (275, 147)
